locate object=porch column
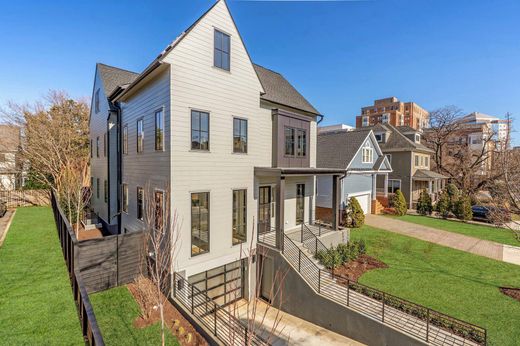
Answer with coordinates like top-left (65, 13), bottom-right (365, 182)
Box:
top-left (383, 173), bottom-right (389, 197)
top-left (275, 176), bottom-right (285, 251)
top-left (428, 180), bottom-right (433, 194)
top-left (332, 175), bottom-right (341, 231)
top-left (372, 174), bottom-right (377, 200)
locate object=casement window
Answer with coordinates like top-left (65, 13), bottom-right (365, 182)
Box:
top-left (388, 179), bottom-right (401, 194)
top-left (96, 137), bottom-right (100, 158)
top-left (233, 118), bottom-right (247, 153)
top-left (191, 110), bottom-right (209, 150)
top-left (104, 180), bottom-right (108, 203)
top-left (214, 29), bottom-right (230, 70)
top-left (362, 144), bottom-right (373, 163)
top-left (296, 184), bottom-right (305, 224)
top-left (104, 133), bottom-right (107, 157)
top-left (232, 189), bottom-right (247, 245)
top-left (296, 129), bottom-right (307, 157)
top-left (137, 119), bottom-right (144, 153)
top-left (137, 187), bottom-right (143, 221)
top-left (122, 183), bottom-right (128, 213)
top-left (155, 109), bottom-right (164, 151)
top-left (123, 125), bottom-right (128, 155)
top-left (155, 190), bottom-right (165, 231)
top-left (96, 178), bottom-right (100, 199)
top-left (284, 127), bottom-right (307, 157)
top-left (95, 89), bottom-right (100, 114)
top-left (191, 192), bottom-right (209, 256)
top-left (284, 127), bottom-right (295, 155)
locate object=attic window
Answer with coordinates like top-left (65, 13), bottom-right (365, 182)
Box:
top-left (214, 29), bottom-right (230, 71)
top-left (362, 143), bottom-right (373, 163)
top-left (415, 134), bottom-right (421, 143)
top-left (95, 89), bottom-right (100, 113)
top-left (375, 133), bottom-right (385, 143)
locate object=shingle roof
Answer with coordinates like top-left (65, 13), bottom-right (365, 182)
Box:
top-left (317, 129), bottom-right (372, 169)
top-left (254, 64), bottom-right (319, 115)
top-left (369, 123), bottom-right (432, 153)
top-left (413, 169), bottom-right (449, 180)
top-left (97, 63), bottom-right (139, 97)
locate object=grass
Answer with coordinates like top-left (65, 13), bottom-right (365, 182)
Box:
top-left (393, 214), bottom-right (520, 246)
top-left (0, 207), bottom-right (84, 345)
top-left (351, 225), bottom-right (520, 346)
top-left (90, 286), bottom-right (180, 346)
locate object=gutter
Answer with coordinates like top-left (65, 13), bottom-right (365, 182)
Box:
top-left (110, 60), bottom-right (162, 102)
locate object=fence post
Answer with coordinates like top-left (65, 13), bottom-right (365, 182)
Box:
top-left (191, 285), bottom-right (194, 314)
top-left (244, 326), bottom-right (248, 345)
top-left (173, 274), bottom-right (177, 298)
top-left (300, 223), bottom-right (303, 243)
top-left (382, 292), bottom-right (385, 323)
top-left (426, 308), bottom-right (430, 342)
top-left (318, 270), bottom-right (321, 293)
top-left (315, 238), bottom-right (318, 255)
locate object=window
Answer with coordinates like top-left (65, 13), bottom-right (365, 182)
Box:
top-left (96, 137), bottom-right (100, 158)
top-left (96, 178), bottom-right (100, 199)
top-left (137, 119), bottom-right (144, 153)
top-left (214, 29), bottom-right (230, 70)
top-left (123, 125), bottom-right (128, 155)
top-left (415, 134), bottom-right (421, 143)
top-left (284, 127), bottom-right (295, 155)
top-left (137, 187), bottom-right (143, 221)
top-left (296, 184), bottom-right (305, 224)
top-left (233, 118), bottom-right (248, 153)
top-left (399, 114), bottom-right (404, 126)
top-left (191, 192), bottom-right (209, 256)
top-left (122, 183), bottom-right (128, 213)
top-left (375, 133), bottom-right (385, 143)
top-left (232, 189), bottom-right (247, 245)
top-left (388, 179), bottom-right (401, 194)
top-left (415, 155), bottom-right (419, 167)
top-left (90, 177), bottom-right (94, 189)
top-left (382, 113), bottom-right (389, 123)
top-left (362, 116), bottom-right (369, 127)
top-left (155, 191), bottom-right (165, 231)
top-left (425, 156), bottom-right (429, 168)
top-left (155, 109), bottom-right (164, 151)
top-left (386, 154), bottom-right (392, 164)
top-left (104, 180), bottom-right (108, 203)
top-left (296, 129), bottom-right (307, 157)
top-left (95, 89), bottom-right (100, 113)
top-left (90, 139), bottom-right (93, 158)
top-left (191, 110), bottom-right (209, 150)
top-left (104, 133), bottom-right (107, 157)
top-left (362, 144), bottom-right (373, 163)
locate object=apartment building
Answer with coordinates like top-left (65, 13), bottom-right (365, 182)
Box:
top-left (356, 97), bottom-right (429, 130)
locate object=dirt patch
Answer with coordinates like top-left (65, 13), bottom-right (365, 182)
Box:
top-left (332, 254), bottom-right (388, 282)
top-left (500, 287), bottom-right (520, 302)
top-left (128, 278), bottom-right (208, 346)
top-left (72, 223), bottom-right (103, 241)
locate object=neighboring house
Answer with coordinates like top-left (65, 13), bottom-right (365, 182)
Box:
top-left (89, 0), bottom-right (344, 307)
top-left (0, 125), bottom-right (23, 190)
top-left (316, 127), bottom-right (392, 218)
top-left (368, 123), bottom-right (447, 208)
top-left (356, 96), bottom-right (429, 130)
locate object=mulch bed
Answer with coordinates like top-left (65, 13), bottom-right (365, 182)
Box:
top-left (72, 223), bottom-right (103, 241)
top-left (128, 279), bottom-right (208, 346)
top-left (500, 287), bottom-right (520, 303)
top-left (332, 254), bottom-right (388, 282)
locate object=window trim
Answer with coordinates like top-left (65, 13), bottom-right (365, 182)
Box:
top-left (284, 126), bottom-right (307, 158)
top-left (214, 29), bottom-right (231, 71)
top-left (122, 183), bottom-right (128, 213)
top-left (362, 145), bottom-right (373, 164)
top-left (190, 110), bottom-right (210, 151)
top-left (232, 117), bottom-right (248, 154)
top-left (232, 189), bottom-right (247, 245)
top-left (137, 118), bottom-right (144, 153)
top-left (191, 191), bottom-right (210, 257)
top-left (123, 125), bottom-right (128, 155)
top-left (155, 108), bottom-right (165, 151)
top-left (388, 179), bottom-right (402, 194)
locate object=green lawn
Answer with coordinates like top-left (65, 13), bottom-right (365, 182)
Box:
top-left (351, 226), bottom-right (520, 346)
top-left (0, 207), bottom-right (84, 345)
top-left (90, 286), bottom-right (179, 346)
top-left (395, 214), bottom-right (520, 246)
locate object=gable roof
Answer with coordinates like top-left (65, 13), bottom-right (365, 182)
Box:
top-left (369, 123), bottom-right (432, 153)
top-left (97, 63), bottom-right (139, 97)
top-left (317, 129), bottom-right (372, 169)
top-left (254, 64), bottom-right (319, 115)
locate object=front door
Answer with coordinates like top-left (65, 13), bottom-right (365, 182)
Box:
top-left (258, 186), bottom-right (271, 234)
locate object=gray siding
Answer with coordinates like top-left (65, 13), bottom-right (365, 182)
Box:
top-left (377, 151), bottom-right (412, 206)
top-left (348, 136), bottom-right (377, 170)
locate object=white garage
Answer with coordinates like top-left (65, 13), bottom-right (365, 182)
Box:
top-left (347, 193), bottom-right (371, 215)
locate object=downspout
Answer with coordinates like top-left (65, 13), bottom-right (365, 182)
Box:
top-left (115, 102), bottom-right (122, 234)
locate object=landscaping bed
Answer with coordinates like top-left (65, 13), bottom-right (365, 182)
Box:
top-left (499, 287), bottom-right (520, 303)
top-left (332, 254), bottom-right (388, 281)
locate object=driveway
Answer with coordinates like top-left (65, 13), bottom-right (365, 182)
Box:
top-left (365, 214), bottom-right (520, 265)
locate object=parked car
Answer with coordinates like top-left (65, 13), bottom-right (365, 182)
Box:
top-left (472, 205), bottom-right (511, 223)
top-left (0, 201), bottom-right (6, 218)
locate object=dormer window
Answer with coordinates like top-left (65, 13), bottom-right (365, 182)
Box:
top-left (362, 143), bottom-right (373, 163)
top-left (415, 134), bottom-right (421, 143)
top-left (375, 133), bottom-right (386, 143)
top-left (214, 29), bottom-right (230, 71)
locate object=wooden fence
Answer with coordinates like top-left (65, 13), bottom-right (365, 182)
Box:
top-left (0, 189), bottom-right (49, 208)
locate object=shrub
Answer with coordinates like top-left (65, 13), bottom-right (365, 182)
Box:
top-left (357, 239), bottom-right (367, 255)
top-left (336, 243), bottom-right (350, 264)
top-left (315, 247), bottom-right (342, 270)
top-left (391, 189), bottom-right (407, 216)
top-left (436, 191), bottom-right (450, 218)
top-left (316, 240), bottom-right (368, 269)
top-left (453, 195), bottom-right (473, 221)
top-left (446, 183), bottom-right (460, 212)
top-left (348, 197), bottom-right (365, 228)
top-left (416, 189), bottom-right (433, 215)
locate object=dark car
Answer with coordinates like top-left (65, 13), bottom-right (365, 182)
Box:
top-left (0, 201), bottom-right (6, 218)
top-left (472, 205), bottom-right (511, 223)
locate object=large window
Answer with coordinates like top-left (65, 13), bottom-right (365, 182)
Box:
top-left (296, 184), bottom-right (305, 224)
top-left (191, 192), bottom-right (209, 256)
top-left (284, 127), bottom-right (295, 155)
top-left (415, 155), bottom-right (419, 167)
top-left (123, 125), bottom-right (128, 155)
top-left (362, 145), bottom-right (373, 163)
top-left (155, 109), bottom-right (164, 151)
top-left (137, 187), bottom-right (143, 221)
top-left (388, 180), bottom-right (401, 194)
top-left (296, 129), bottom-right (306, 157)
top-left (155, 191), bottom-right (164, 231)
top-left (122, 183), bottom-right (128, 213)
top-left (137, 119), bottom-right (144, 153)
top-left (284, 127), bottom-right (306, 157)
top-left (214, 29), bottom-right (230, 70)
top-left (96, 178), bottom-right (100, 199)
top-left (233, 118), bottom-right (247, 153)
top-left (232, 189), bottom-right (247, 245)
top-left (191, 110), bottom-right (209, 150)
top-left (96, 137), bottom-right (100, 158)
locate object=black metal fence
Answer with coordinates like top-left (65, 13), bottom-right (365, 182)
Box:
top-left (51, 190), bottom-right (105, 346)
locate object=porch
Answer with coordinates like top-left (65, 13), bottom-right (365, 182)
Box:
top-left (412, 169), bottom-right (448, 206)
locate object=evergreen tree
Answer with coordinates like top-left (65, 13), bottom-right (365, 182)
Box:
top-left (454, 195), bottom-right (473, 221)
top-left (417, 189), bottom-right (433, 215)
top-left (436, 191), bottom-right (450, 218)
top-left (446, 183), bottom-right (460, 212)
top-left (392, 189), bottom-right (408, 216)
top-left (348, 197), bottom-right (365, 228)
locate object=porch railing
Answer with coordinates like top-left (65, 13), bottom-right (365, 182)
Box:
top-left (300, 223), bottom-right (329, 256)
top-left (280, 233), bottom-right (486, 345)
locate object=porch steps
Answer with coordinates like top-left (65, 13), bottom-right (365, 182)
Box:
top-left (371, 199), bottom-right (385, 215)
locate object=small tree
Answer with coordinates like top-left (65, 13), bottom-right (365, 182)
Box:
top-left (436, 191), bottom-right (450, 218)
top-left (391, 189), bottom-right (407, 216)
top-left (446, 183), bottom-right (460, 212)
top-left (347, 197), bottom-right (365, 228)
top-left (416, 189), bottom-right (433, 215)
top-left (454, 195), bottom-right (473, 221)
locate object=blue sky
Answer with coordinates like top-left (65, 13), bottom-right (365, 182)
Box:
top-left (1, 0), bottom-right (519, 142)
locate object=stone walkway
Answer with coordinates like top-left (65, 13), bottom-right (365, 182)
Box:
top-left (365, 214), bottom-right (520, 265)
top-left (0, 209), bottom-right (15, 246)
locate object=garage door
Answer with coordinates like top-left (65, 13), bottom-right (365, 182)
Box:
top-left (350, 194), bottom-right (370, 214)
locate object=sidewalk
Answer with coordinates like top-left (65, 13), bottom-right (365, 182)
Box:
top-left (365, 214), bottom-right (520, 265)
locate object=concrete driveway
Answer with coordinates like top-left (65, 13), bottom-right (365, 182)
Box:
top-left (365, 214), bottom-right (520, 265)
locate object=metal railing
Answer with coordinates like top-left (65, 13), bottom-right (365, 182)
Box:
top-left (281, 233), bottom-right (486, 346)
top-left (171, 273), bottom-right (267, 346)
top-left (257, 225), bottom-right (277, 248)
top-left (300, 223), bottom-right (329, 256)
top-left (51, 190), bottom-right (105, 346)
